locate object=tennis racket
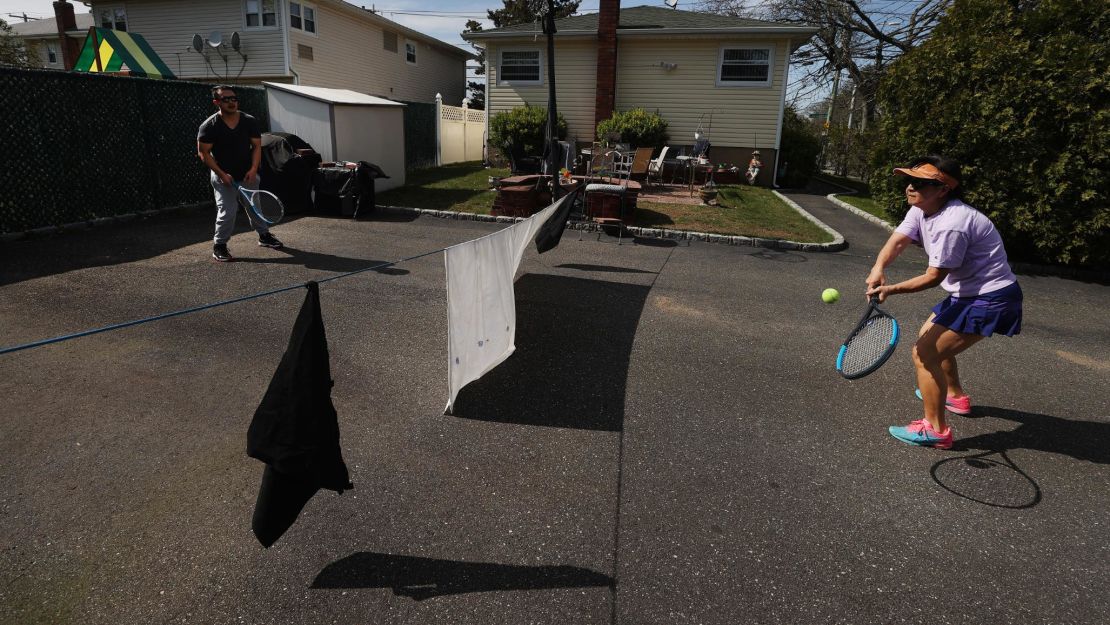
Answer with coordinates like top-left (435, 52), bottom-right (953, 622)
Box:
top-left (836, 295), bottom-right (900, 379)
top-left (235, 183), bottom-right (284, 225)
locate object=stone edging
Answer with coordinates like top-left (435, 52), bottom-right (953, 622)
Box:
top-left (380, 193), bottom-right (848, 253)
top-left (825, 193), bottom-right (895, 232)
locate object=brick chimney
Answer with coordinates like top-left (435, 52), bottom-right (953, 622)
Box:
top-left (53, 1), bottom-right (81, 70)
top-left (593, 0), bottom-right (620, 129)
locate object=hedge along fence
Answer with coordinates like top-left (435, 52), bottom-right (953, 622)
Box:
top-left (400, 100), bottom-right (436, 171)
top-left (0, 67), bottom-right (268, 234)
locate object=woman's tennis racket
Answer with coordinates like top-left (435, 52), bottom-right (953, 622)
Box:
top-left (235, 183), bottom-right (284, 225)
top-left (836, 295), bottom-right (900, 379)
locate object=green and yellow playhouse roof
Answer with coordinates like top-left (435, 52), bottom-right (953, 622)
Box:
top-left (74, 27), bottom-right (175, 79)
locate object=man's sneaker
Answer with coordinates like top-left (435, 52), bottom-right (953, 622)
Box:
top-left (258, 233), bottom-right (283, 249)
top-left (914, 388), bottom-right (972, 415)
top-left (212, 243), bottom-right (233, 262)
top-left (888, 419), bottom-right (953, 449)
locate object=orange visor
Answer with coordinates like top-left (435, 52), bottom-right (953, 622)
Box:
top-left (892, 163), bottom-right (959, 189)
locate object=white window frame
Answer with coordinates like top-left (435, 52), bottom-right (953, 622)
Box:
top-left (97, 7), bottom-right (128, 31)
top-left (497, 48), bottom-right (543, 86)
top-left (715, 45), bottom-right (774, 88)
top-left (289, 1), bottom-right (318, 35)
top-left (46, 42), bottom-right (58, 64)
top-left (244, 0), bottom-right (279, 30)
top-left (404, 40), bottom-right (418, 65)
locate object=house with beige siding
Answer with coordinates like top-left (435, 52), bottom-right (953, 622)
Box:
top-left (463, 2), bottom-right (816, 185)
top-left (79, 0), bottom-right (472, 104)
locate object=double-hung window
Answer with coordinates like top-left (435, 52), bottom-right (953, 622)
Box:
top-left (46, 43), bottom-right (58, 64)
top-left (716, 46), bottom-right (773, 87)
top-left (290, 2), bottom-right (317, 34)
top-left (245, 0), bottom-right (278, 28)
top-left (498, 49), bottom-right (541, 86)
top-left (405, 41), bottom-right (417, 64)
top-left (98, 7), bottom-right (127, 31)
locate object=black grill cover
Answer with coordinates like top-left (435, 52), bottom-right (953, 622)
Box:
top-left (260, 132), bottom-right (322, 215)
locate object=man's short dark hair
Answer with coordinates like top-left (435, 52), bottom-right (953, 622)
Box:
top-left (211, 85), bottom-right (235, 99)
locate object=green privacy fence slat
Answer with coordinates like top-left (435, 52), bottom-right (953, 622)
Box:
top-left (0, 67), bottom-right (268, 234)
top-left (400, 100), bottom-right (436, 171)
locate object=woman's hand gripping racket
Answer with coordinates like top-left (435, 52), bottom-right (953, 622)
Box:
top-left (234, 183), bottom-right (284, 226)
top-left (836, 294), bottom-right (900, 379)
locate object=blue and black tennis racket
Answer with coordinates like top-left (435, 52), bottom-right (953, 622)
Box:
top-left (235, 183), bottom-right (284, 225)
top-left (836, 295), bottom-right (900, 379)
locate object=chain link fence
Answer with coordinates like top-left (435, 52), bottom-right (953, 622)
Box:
top-left (0, 67), bottom-right (268, 234)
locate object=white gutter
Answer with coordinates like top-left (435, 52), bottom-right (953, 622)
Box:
top-left (464, 26), bottom-right (819, 41)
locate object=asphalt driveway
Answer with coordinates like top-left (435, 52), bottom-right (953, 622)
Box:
top-left (1, 190), bottom-right (1107, 624)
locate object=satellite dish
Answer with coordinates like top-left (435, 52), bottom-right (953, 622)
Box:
top-left (230, 32), bottom-right (241, 51)
top-left (191, 34), bottom-right (203, 52)
top-left (208, 31), bottom-right (223, 48)
top-left (665, 0), bottom-right (678, 8)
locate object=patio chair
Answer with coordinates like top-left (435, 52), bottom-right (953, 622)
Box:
top-left (581, 142), bottom-right (631, 245)
top-left (504, 142), bottom-right (543, 175)
top-left (646, 146), bottom-right (671, 188)
top-left (541, 140), bottom-right (575, 175)
top-left (627, 147), bottom-right (654, 183)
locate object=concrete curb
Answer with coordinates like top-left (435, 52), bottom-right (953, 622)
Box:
top-left (380, 194), bottom-right (849, 253)
top-left (825, 193), bottom-right (895, 232)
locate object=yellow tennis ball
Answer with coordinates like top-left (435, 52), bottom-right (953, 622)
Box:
top-left (822, 288), bottom-right (840, 304)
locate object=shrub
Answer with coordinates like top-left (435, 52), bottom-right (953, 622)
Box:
top-left (488, 105), bottom-right (568, 156)
top-left (778, 107), bottom-right (822, 187)
top-left (870, 0), bottom-right (1109, 267)
top-left (595, 108), bottom-right (669, 149)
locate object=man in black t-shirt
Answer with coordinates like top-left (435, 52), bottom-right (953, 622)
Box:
top-left (197, 85), bottom-right (282, 262)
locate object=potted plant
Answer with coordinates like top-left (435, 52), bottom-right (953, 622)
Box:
top-left (698, 180), bottom-right (718, 204)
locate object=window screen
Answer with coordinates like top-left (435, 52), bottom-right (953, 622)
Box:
top-left (719, 48), bottom-right (770, 83)
top-left (500, 50), bottom-right (541, 83)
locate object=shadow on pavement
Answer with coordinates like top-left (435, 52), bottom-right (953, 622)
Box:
top-left (451, 274), bottom-right (650, 431)
top-left (233, 246), bottom-right (409, 275)
top-left (930, 406), bottom-right (1110, 509)
top-left (556, 263), bottom-right (656, 274)
top-left (311, 552), bottom-right (613, 600)
top-left (0, 209), bottom-right (218, 287)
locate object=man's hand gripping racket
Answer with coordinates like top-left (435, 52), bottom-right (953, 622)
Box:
top-left (234, 182), bottom-right (285, 226)
top-left (836, 294), bottom-right (900, 379)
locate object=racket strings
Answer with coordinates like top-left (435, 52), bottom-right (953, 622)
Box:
top-left (841, 315), bottom-right (897, 377)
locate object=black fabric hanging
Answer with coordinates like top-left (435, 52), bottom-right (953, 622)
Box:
top-left (534, 187), bottom-right (580, 254)
top-left (247, 281), bottom-right (352, 548)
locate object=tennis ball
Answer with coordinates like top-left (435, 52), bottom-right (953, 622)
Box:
top-left (822, 288), bottom-right (840, 304)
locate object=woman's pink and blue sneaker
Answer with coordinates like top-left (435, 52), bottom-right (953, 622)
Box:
top-left (914, 388), bottom-right (972, 415)
top-left (888, 419), bottom-right (953, 449)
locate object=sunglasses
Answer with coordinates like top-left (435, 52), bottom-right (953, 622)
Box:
top-left (905, 177), bottom-right (943, 188)
top-left (216, 96), bottom-right (239, 103)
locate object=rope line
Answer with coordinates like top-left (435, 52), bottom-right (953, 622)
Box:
top-left (0, 247), bottom-right (450, 356)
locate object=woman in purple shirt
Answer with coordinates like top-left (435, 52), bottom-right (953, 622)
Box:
top-left (865, 156), bottom-right (1023, 449)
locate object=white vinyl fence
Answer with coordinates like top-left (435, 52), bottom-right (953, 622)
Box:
top-left (436, 94), bottom-right (486, 165)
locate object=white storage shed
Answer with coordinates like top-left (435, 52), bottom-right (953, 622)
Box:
top-left (263, 82), bottom-right (406, 192)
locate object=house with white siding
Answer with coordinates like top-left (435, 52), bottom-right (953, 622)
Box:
top-left (462, 2), bottom-right (816, 185)
top-left (8, 12), bottom-right (92, 70)
top-left (80, 0), bottom-right (473, 104)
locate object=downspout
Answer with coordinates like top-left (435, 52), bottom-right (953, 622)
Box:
top-left (772, 41), bottom-right (790, 188)
top-left (281, 2), bottom-right (299, 84)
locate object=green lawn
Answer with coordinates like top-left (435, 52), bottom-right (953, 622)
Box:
top-left (377, 162), bottom-right (509, 215)
top-left (815, 173), bottom-right (891, 224)
top-left (634, 185), bottom-right (833, 243)
top-left (380, 162), bottom-right (832, 243)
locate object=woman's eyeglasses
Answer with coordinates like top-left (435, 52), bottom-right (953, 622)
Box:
top-left (906, 177), bottom-right (943, 188)
top-left (217, 96), bottom-right (239, 103)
